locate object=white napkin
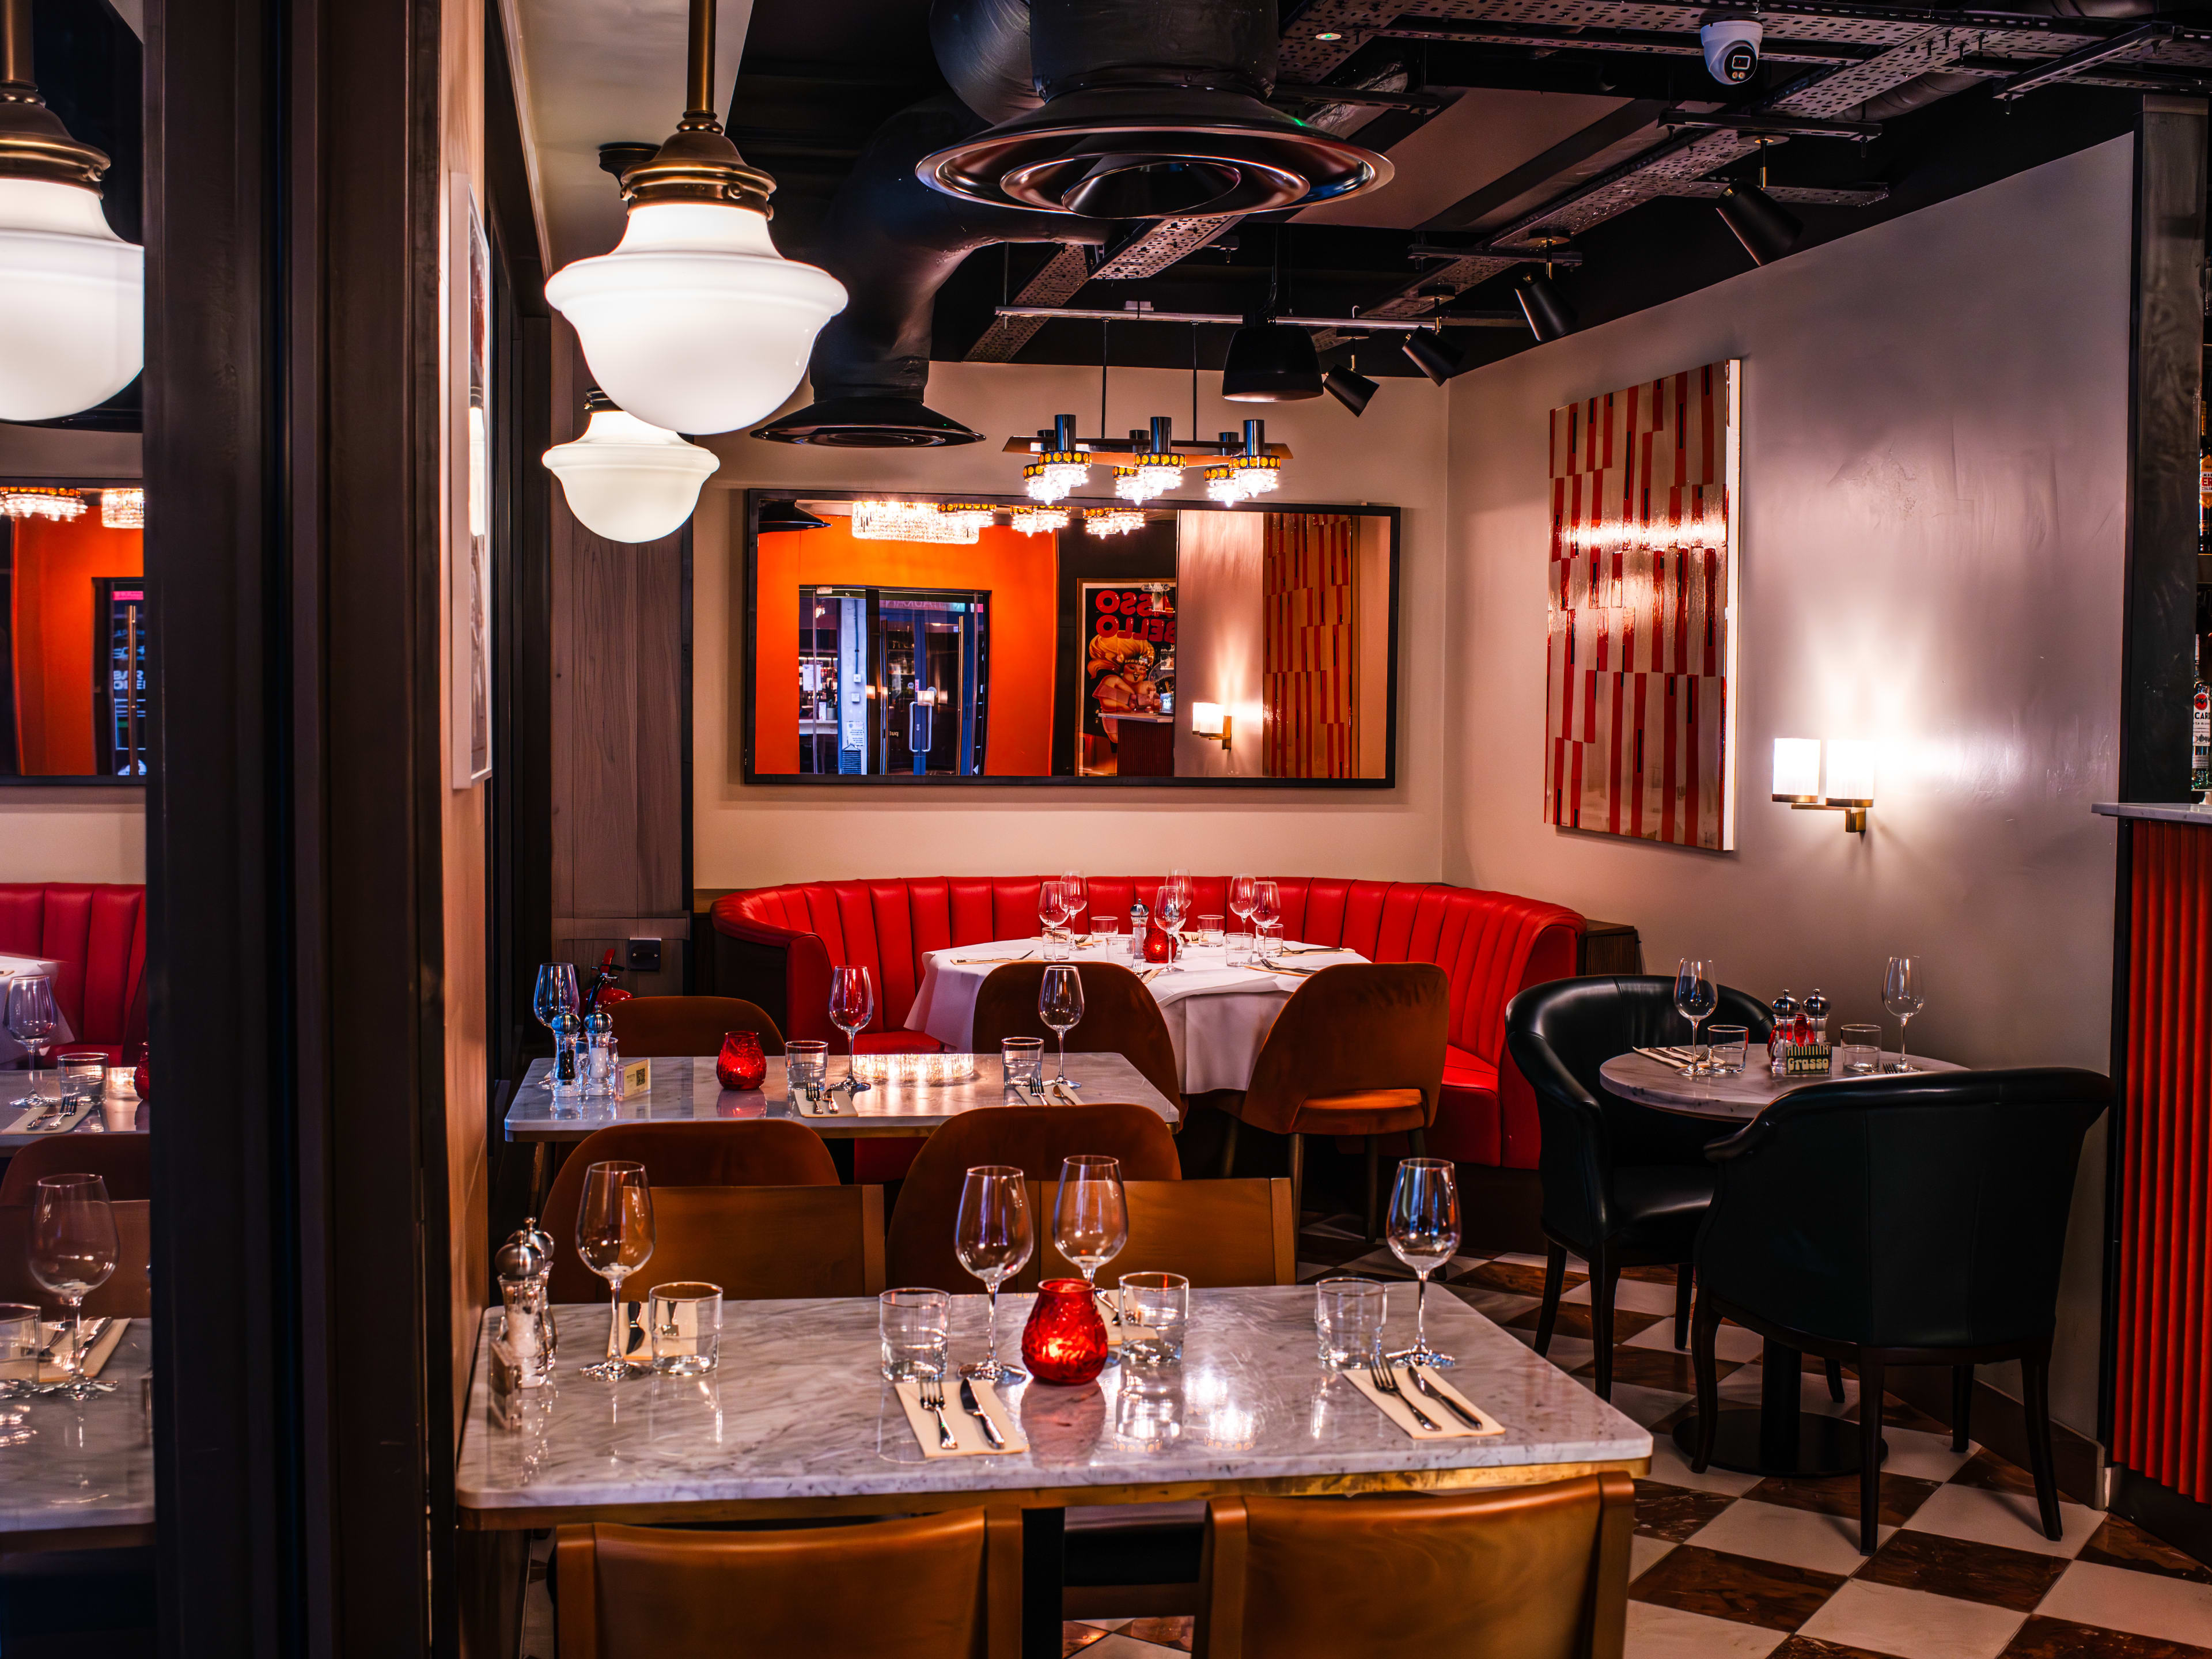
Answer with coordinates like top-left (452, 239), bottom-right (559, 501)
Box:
top-left (0, 1317), bottom-right (129, 1385)
top-left (1346, 1364), bottom-right (1503, 1440)
top-left (894, 1378), bottom-right (1027, 1456)
top-left (3, 1099), bottom-right (96, 1136)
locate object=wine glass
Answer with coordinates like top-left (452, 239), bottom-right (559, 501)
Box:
top-left (1039, 965), bottom-right (1085, 1088)
top-left (1157, 872), bottom-right (1191, 968)
top-left (1884, 956), bottom-right (1926, 1073)
top-left (527, 963), bottom-right (579, 1092)
top-left (1228, 873), bottom-right (1257, 944)
top-left (1673, 958), bottom-right (1718, 1075)
top-left (1248, 880), bottom-right (1281, 961)
top-left (1053, 1156), bottom-right (1127, 1304)
top-left (1387, 1158), bottom-right (1460, 1369)
top-left (1037, 880), bottom-right (1069, 949)
top-left (828, 965), bottom-right (875, 1094)
top-left (6, 978), bottom-right (61, 1110)
top-left (956, 1165), bottom-right (1034, 1381)
top-left (28, 1174), bottom-right (119, 1399)
top-left (574, 1161), bottom-right (654, 1379)
top-left (1059, 870), bottom-right (1088, 936)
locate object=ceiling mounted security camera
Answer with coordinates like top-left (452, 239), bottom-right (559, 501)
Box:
top-left (1700, 14), bottom-right (1763, 84)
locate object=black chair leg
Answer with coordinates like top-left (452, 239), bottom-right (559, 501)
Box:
top-left (2021, 1350), bottom-right (2063, 1540)
top-left (1363, 1135), bottom-right (1380, 1241)
top-left (1673, 1263), bottom-right (1693, 1350)
top-left (1408, 1126), bottom-right (1427, 1157)
top-left (1287, 1132), bottom-right (1305, 1232)
top-left (1591, 1248), bottom-right (1620, 1400)
top-left (1690, 1294), bottom-right (1722, 1472)
top-left (1826, 1359), bottom-right (1846, 1403)
top-left (1533, 1240), bottom-right (1567, 1357)
top-left (1952, 1365), bottom-right (1974, 1454)
top-left (1217, 1115), bottom-right (1241, 1179)
top-left (1857, 1356), bottom-right (1885, 1555)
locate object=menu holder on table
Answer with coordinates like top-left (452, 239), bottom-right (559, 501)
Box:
top-left (1347, 1364), bottom-right (1504, 1440)
top-left (893, 1378), bottom-right (1027, 1456)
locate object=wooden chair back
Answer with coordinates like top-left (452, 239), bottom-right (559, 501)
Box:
top-left (970, 961), bottom-right (1185, 1112)
top-left (0, 1200), bottom-right (151, 1316)
top-left (1029, 1179), bottom-right (1293, 1290)
top-left (551, 1185), bottom-right (884, 1303)
top-left (1195, 1474), bottom-right (1635, 1659)
top-left (0, 1135), bottom-right (151, 1204)
top-left (556, 1510), bottom-right (1021, 1659)
top-left (1240, 964), bottom-right (1450, 1135)
top-left (609, 995), bottom-right (786, 1058)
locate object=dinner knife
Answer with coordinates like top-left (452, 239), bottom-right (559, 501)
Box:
top-left (959, 1377), bottom-right (1005, 1448)
top-left (1409, 1365), bottom-right (1482, 1428)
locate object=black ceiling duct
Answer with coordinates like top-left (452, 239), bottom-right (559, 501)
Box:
top-left (916, 0), bottom-right (1391, 218)
top-left (1322, 364), bottom-right (1377, 416)
top-left (1222, 322), bottom-right (1321, 402)
top-left (1516, 272), bottom-right (1577, 343)
top-left (757, 499), bottom-right (830, 531)
top-left (1715, 181), bottom-right (1802, 266)
top-left (1403, 329), bottom-right (1464, 385)
top-left (756, 395), bottom-right (983, 448)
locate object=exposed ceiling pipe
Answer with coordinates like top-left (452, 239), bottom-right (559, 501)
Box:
top-left (929, 0), bottom-right (1041, 125)
top-left (1840, 0), bottom-right (2155, 120)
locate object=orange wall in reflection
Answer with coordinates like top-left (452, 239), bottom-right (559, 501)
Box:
top-left (755, 519), bottom-right (1058, 775)
top-left (10, 516), bottom-right (142, 776)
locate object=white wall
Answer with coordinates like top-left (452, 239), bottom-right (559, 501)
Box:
top-left (1442, 138), bottom-right (2134, 1436)
top-left (694, 358), bottom-right (1450, 887)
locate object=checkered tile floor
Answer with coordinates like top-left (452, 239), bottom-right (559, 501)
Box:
top-left (1061, 1217), bottom-right (2212, 1659)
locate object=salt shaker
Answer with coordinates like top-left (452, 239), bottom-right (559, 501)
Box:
top-left (494, 1233), bottom-right (553, 1382)
top-left (518, 1217), bottom-right (558, 1358)
top-left (1768, 990), bottom-right (1800, 1075)
top-left (1128, 899), bottom-right (1149, 963)
top-left (1803, 989), bottom-right (1830, 1044)
top-left (584, 1007), bottom-right (616, 1099)
top-left (550, 1011), bottom-right (585, 1104)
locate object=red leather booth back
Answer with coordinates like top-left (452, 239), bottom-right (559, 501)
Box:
top-left (0, 882), bottom-right (148, 1052)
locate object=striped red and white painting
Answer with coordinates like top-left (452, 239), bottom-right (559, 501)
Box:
top-left (1545, 360), bottom-right (1740, 850)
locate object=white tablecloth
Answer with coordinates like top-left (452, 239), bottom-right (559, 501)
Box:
top-left (0, 956), bottom-right (74, 1067)
top-left (906, 937), bottom-right (1370, 1095)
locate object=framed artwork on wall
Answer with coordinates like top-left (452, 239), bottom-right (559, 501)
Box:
top-left (448, 172), bottom-right (494, 788)
top-left (1545, 359), bottom-right (1740, 851)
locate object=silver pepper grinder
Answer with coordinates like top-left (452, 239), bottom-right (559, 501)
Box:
top-left (494, 1230), bottom-right (552, 1381)
top-left (1128, 898), bottom-right (1149, 963)
top-left (584, 1007), bottom-right (616, 1099)
top-left (550, 1010), bottom-right (585, 1102)
top-left (1768, 990), bottom-right (1799, 1075)
top-left (1804, 988), bottom-right (1830, 1046)
top-left (512, 1217), bottom-right (558, 1359)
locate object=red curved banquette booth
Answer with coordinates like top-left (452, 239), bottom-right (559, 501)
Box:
top-left (711, 877), bottom-right (1581, 1170)
top-left (0, 882), bottom-right (149, 1063)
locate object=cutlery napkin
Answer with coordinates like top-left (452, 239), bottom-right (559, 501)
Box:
top-left (1631, 1047), bottom-right (1694, 1073)
top-left (792, 1091), bottom-right (849, 1117)
top-left (0, 1318), bottom-right (129, 1385)
top-left (1346, 1365), bottom-right (1503, 1440)
top-left (893, 1378), bottom-right (1027, 1456)
top-left (3, 1099), bottom-right (96, 1136)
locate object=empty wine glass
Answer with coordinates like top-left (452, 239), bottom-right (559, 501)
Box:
top-left (527, 963), bottom-right (579, 1092)
top-left (1059, 870), bottom-right (1088, 935)
top-left (1386, 1158), bottom-right (1460, 1369)
top-left (29, 1173), bottom-right (119, 1399)
top-left (1884, 956), bottom-right (1926, 1073)
top-left (956, 1165), bottom-right (1034, 1382)
top-left (1228, 873), bottom-right (1257, 945)
top-left (1054, 1156), bottom-right (1127, 1300)
top-left (1038, 881), bottom-right (1070, 953)
top-left (828, 965), bottom-right (875, 1094)
top-left (1248, 880), bottom-right (1281, 960)
top-left (1157, 873), bottom-right (1191, 969)
top-left (1039, 965), bottom-right (1085, 1087)
top-left (6, 978), bottom-right (61, 1110)
top-left (1674, 958), bottom-right (1718, 1075)
top-left (574, 1161), bottom-right (654, 1380)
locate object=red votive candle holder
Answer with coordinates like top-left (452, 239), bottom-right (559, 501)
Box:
top-left (1022, 1278), bottom-right (1109, 1385)
top-left (1142, 921), bottom-right (1177, 964)
top-left (715, 1030), bottom-right (767, 1092)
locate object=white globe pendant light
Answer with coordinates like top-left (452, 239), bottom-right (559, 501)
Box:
top-left (0, 0), bottom-right (143, 423)
top-left (543, 389), bottom-right (720, 543)
top-left (543, 0), bottom-right (845, 436)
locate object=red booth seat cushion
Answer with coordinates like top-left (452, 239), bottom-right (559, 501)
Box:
top-left (0, 882), bottom-right (147, 1059)
top-left (711, 877), bottom-right (1580, 1170)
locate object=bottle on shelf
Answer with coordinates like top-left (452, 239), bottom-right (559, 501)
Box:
top-left (2194, 634), bottom-right (2210, 801)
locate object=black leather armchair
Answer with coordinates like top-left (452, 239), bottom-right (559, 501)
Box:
top-left (1690, 1067), bottom-right (2111, 1552)
top-left (1505, 976), bottom-right (1774, 1397)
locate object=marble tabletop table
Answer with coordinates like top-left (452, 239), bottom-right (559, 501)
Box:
top-left (504, 1052), bottom-right (1180, 1143)
top-left (0, 1071), bottom-right (147, 1150)
top-left (1600, 1048), bottom-right (1964, 1123)
top-left (0, 1321), bottom-right (152, 1551)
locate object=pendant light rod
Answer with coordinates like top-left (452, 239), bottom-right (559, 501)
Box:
top-left (994, 305), bottom-right (1526, 331)
top-left (685, 0), bottom-right (717, 122)
top-left (3, 0), bottom-right (31, 93)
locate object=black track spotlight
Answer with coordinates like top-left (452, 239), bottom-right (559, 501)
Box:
top-left (1516, 272), bottom-right (1578, 343)
top-left (757, 498), bottom-right (829, 532)
top-left (1222, 321), bottom-right (1324, 401)
top-left (1715, 181), bottom-right (1802, 266)
top-left (1402, 328), bottom-right (1465, 385)
top-left (1322, 363), bottom-right (1377, 416)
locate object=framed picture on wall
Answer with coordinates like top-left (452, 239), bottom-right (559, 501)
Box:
top-left (448, 172), bottom-right (494, 789)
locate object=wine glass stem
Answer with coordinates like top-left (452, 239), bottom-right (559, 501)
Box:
top-left (1689, 1015), bottom-right (1706, 1071)
top-left (1415, 1273), bottom-right (1430, 1353)
top-left (65, 1296), bottom-right (84, 1381)
top-left (1898, 1016), bottom-right (1911, 1070)
top-left (985, 1282), bottom-right (1000, 1368)
top-left (1056, 1033), bottom-right (1069, 1084)
top-left (605, 1274), bottom-right (626, 1364)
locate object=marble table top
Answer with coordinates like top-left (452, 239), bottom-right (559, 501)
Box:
top-left (454, 1285), bottom-right (1649, 1524)
top-left (1600, 1049), bottom-right (1965, 1122)
top-left (504, 1053), bottom-right (1180, 1142)
top-left (0, 1321), bottom-right (151, 1538)
top-left (2092, 801), bottom-right (2212, 825)
top-left (0, 1071), bottom-right (146, 1150)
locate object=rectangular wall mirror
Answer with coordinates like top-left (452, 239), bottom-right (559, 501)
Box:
top-left (744, 490), bottom-right (1397, 787)
top-left (1, 480), bottom-right (150, 782)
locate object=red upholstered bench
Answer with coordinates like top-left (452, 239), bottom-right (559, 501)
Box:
top-left (710, 878), bottom-right (1581, 1171)
top-left (0, 882), bottom-right (148, 1064)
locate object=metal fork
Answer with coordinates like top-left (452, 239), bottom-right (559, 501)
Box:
top-left (1369, 1355), bottom-right (1441, 1432)
top-left (918, 1377), bottom-right (958, 1449)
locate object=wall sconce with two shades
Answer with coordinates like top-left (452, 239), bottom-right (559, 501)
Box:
top-left (1191, 703), bottom-right (1232, 749)
top-left (1772, 738), bottom-right (1876, 834)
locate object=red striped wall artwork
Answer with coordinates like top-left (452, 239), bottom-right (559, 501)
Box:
top-left (1545, 360), bottom-right (1741, 850)
top-left (1263, 512), bottom-right (1357, 779)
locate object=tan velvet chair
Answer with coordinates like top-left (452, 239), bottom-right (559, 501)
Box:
top-left (1194, 1475), bottom-right (1635, 1659)
top-left (0, 1133), bottom-right (150, 1203)
top-left (548, 1183), bottom-right (886, 1302)
top-left (556, 1509), bottom-right (1022, 1659)
top-left (970, 961), bottom-right (1185, 1113)
top-left (1215, 963), bottom-right (1449, 1237)
top-left (608, 994), bottom-right (785, 1058)
top-left (1033, 1177), bottom-right (1295, 1289)
top-left (884, 1103), bottom-right (1181, 1294)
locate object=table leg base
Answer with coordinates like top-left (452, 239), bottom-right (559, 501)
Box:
top-left (1671, 1409), bottom-right (1887, 1479)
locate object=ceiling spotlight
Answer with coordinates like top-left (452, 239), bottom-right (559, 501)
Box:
top-left (1222, 321), bottom-right (1323, 402)
top-left (1516, 272), bottom-right (1578, 343)
top-left (756, 498), bottom-right (828, 532)
top-left (1322, 364), bottom-right (1377, 416)
top-left (1716, 180), bottom-right (1802, 266)
top-left (541, 388), bottom-right (721, 543)
top-left (1402, 328), bottom-right (1465, 385)
top-left (1315, 29), bottom-right (1344, 40)
top-left (543, 0), bottom-right (846, 434)
top-left (0, 0), bottom-right (144, 423)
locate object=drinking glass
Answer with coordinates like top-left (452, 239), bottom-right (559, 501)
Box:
top-left (1192, 914), bottom-right (1224, 947)
top-left (1228, 873), bottom-right (1257, 944)
top-left (955, 1165), bottom-right (1033, 1381)
top-left (527, 963), bottom-right (580, 1091)
top-left (1840, 1023), bottom-right (1883, 1075)
top-left (1884, 957), bottom-right (1926, 1072)
top-left (880, 1287), bottom-right (951, 1381)
top-left (1315, 1277), bottom-right (1387, 1370)
top-left (1053, 1155), bottom-right (1127, 1294)
top-left (1674, 958), bottom-right (1718, 1074)
top-left (28, 1174), bottom-right (119, 1398)
top-left (647, 1282), bottom-right (722, 1376)
top-left (1118, 1271), bottom-right (1188, 1365)
top-left (828, 965), bottom-right (875, 1094)
top-left (1386, 1159), bottom-right (1460, 1368)
top-left (58, 1051), bottom-right (107, 1103)
top-left (1059, 870), bottom-right (1088, 936)
top-left (0, 1302), bottom-right (40, 1399)
top-left (1156, 873), bottom-right (1190, 968)
top-left (1001, 1036), bottom-right (1044, 1092)
top-left (6, 977), bottom-right (61, 1109)
top-left (1038, 880), bottom-right (1070, 954)
top-left (1248, 880), bottom-right (1281, 946)
top-left (785, 1039), bottom-right (829, 1100)
top-left (575, 1161), bottom-right (655, 1379)
top-left (1705, 1025), bottom-right (1748, 1075)
top-left (1039, 965), bottom-right (1085, 1086)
